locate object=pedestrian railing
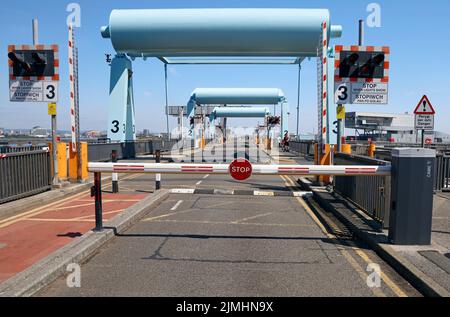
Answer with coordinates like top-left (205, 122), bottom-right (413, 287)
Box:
top-left (435, 154), bottom-right (450, 191)
top-left (333, 153), bottom-right (392, 228)
top-left (0, 150), bottom-right (52, 204)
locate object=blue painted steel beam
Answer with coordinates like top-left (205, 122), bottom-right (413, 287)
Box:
top-left (101, 8), bottom-right (342, 57)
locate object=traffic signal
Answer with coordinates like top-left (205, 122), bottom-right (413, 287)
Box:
top-left (8, 49), bottom-right (55, 77)
top-left (267, 116), bottom-right (280, 125)
top-left (339, 51), bottom-right (386, 79)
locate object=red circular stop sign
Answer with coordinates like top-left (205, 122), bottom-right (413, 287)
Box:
top-left (229, 158), bottom-right (252, 181)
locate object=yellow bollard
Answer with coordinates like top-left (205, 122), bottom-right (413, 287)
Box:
top-left (341, 144), bottom-right (352, 154)
top-left (368, 144), bottom-right (376, 158)
top-left (57, 142), bottom-right (68, 180)
top-left (201, 136), bottom-right (206, 150)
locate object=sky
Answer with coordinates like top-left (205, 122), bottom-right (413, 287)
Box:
top-left (0, 0), bottom-right (449, 134)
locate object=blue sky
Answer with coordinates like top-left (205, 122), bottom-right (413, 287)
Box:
top-left (0, 0), bottom-right (449, 134)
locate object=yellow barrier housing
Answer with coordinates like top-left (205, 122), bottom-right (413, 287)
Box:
top-left (57, 142), bottom-right (68, 180)
top-left (69, 142), bottom-right (88, 182)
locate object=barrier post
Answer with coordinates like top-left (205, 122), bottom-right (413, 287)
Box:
top-left (111, 150), bottom-right (119, 193)
top-left (92, 172), bottom-right (103, 231)
top-left (368, 143), bottom-right (376, 158)
top-left (389, 148), bottom-right (435, 245)
top-left (155, 150), bottom-right (161, 190)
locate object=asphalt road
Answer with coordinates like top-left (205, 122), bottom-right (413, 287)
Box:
top-left (38, 167), bottom-right (421, 297)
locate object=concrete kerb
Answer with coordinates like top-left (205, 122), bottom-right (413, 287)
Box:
top-left (0, 189), bottom-right (170, 297)
top-left (0, 176), bottom-right (112, 220)
top-left (304, 180), bottom-right (450, 297)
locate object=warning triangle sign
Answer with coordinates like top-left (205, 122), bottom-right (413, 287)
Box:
top-left (414, 95), bottom-right (435, 115)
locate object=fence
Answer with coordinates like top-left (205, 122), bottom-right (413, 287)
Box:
top-left (0, 145), bottom-right (46, 154)
top-left (0, 150), bottom-right (52, 204)
top-left (289, 141), bottom-right (315, 156)
top-left (333, 153), bottom-right (391, 228)
top-left (435, 154), bottom-right (450, 191)
top-left (88, 140), bottom-right (179, 162)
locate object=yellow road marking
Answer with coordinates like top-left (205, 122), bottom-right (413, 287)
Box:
top-left (0, 173), bottom-right (140, 229)
top-left (287, 174), bottom-right (408, 298)
top-left (26, 209), bottom-right (126, 223)
top-left (279, 175), bottom-right (387, 297)
top-left (147, 219), bottom-right (317, 228)
top-left (232, 212), bottom-right (273, 224)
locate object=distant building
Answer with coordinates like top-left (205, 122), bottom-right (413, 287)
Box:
top-left (0, 128), bottom-right (4, 138)
top-left (30, 126), bottom-right (48, 138)
top-left (84, 130), bottom-right (103, 138)
top-left (345, 112), bottom-right (448, 144)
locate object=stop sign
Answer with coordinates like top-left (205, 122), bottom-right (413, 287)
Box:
top-left (229, 158), bottom-right (252, 181)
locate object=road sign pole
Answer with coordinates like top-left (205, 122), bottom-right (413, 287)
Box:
top-left (51, 112), bottom-right (59, 185)
top-left (33, 19), bottom-right (58, 185)
top-left (421, 129), bottom-right (425, 148)
top-left (337, 115), bottom-right (342, 152)
top-left (358, 19), bottom-right (364, 46)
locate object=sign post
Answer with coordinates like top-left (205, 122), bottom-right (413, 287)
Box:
top-left (413, 95), bottom-right (435, 148)
top-left (8, 19), bottom-right (60, 185)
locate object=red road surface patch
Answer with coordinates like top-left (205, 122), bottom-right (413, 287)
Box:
top-left (0, 193), bottom-right (147, 283)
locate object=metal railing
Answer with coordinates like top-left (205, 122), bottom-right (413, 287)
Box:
top-left (289, 141), bottom-right (315, 156)
top-left (0, 145), bottom-right (46, 154)
top-left (88, 140), bottom-right (179, 162)
top-left (333, 153), bottom-right (391, 227)
top-left (0, 150), bottom-right (52, 204)
top-left (435, 154), bottom-right (450, 191)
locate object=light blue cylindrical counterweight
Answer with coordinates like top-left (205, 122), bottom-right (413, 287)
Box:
top-left (212, 107), bottom-right (271, 118)
top-left (193, 88), bottom-right (284, 105)
top-left (101, 9), bottom-right (342, 56)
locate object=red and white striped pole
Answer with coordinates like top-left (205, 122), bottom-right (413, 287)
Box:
top-left (321, 21), bottom-right (329, 153)
top-left (68, 24), bottom-right (77, 153)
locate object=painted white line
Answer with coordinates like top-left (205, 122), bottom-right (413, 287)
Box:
top-left (170, 188), bottom-right (195, 194)
top-left (292, 191), bottom-right (311, 197)
top-left (203, 174), bottom-right (210, 179)
top-left (170, 200), bottom-right (183, 211)
top-left (196, 180), bottom-right (203, 185)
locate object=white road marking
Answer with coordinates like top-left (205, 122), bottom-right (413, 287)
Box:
top-left (171, 189), bottom-right (195, 194)
top-left (203, 174), bottom-right (210, 179)
top-left (196, 180), bottom-right (203, 185)
top-left (171, 200), bottom-right (183, 211)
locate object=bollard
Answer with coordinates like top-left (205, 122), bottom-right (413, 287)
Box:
top-left (92, 172), bottom-right (103, 231)
top-left (389, 148), bottom-right (435, 245)
top-left (368, 143), bottom-right (376, 158)
top-left (111, 150), bottom-right (119, 193)
top-left (155, 150), bottom-right (161, 190)
top-left (341, 144), bottom-right (352, 154)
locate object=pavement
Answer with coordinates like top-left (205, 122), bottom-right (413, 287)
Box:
top-left (36, 148), bottom-right (420, 297)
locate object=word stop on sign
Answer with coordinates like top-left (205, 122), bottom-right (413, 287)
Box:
top-left (229, 158), bottom-right (253, 181)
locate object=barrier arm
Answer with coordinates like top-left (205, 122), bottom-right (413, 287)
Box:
top-left (88, 162), bottom-right (392, 176)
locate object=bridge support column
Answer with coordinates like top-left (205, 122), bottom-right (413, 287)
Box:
top-left (389, 148), bottom-right (435, 245)
top-left (107, 54), bottom-right (136, 142)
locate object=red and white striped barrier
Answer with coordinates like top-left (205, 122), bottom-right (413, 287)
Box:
top-left (68, 25), bottom-right (77, 152)
top-left (88, 162), bottom-right (391, 177)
